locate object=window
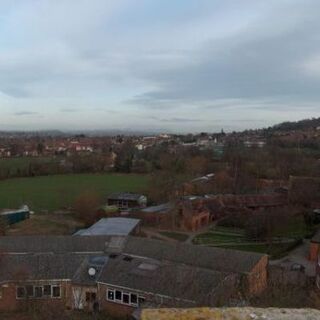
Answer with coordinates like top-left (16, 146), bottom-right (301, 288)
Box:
top-left (107, 290), bottom-right (114, 301)
top-left (115, 290), bottom-right (122, 301)
top-left (43, 285), bottom-right (51, 297)
top-left (26, 285), bottom-right (34, 298)
top-left (52, 286), bottom-right (61, 298)
top-left (107, 288), bottom-right (145, 307)
top-left (138, 296), bottom-right (146, 305)
top-left (34, 286), bottom-right (43, 298)
top-left (17, 287), bottom-right (26, 299)
top-left (130, 293), bottom-right (137, 305)
top-left (123, 293), bottom-right (129, 304)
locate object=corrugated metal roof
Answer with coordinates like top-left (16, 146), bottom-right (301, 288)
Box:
top-left (76, 218), bottom-right (140, 236)
top-left (107, 192), bottom-right (146, 201)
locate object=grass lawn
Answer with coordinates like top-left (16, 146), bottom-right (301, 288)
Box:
top-left (193, 224), bottom-right (302, 259)
top-left (0, 173), bottom-right (149, 212)
top-left (7, 213), bottom-right (84, 235)
top-left (214, 241), bottom-right (300, 259)
top-left (159, 231), bottom-right (189, 242)
top-left (193, 227), bottom-right (245, 245)
top-left (272, 215), bottom-right (310, 238)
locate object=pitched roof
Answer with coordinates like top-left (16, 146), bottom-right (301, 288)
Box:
top-left (0, 235), bottom-right (110, 253)
top-left (0, 254), bottom-right (86, 282)
top-left (111, 236), bottom-right (267, 274)
top-left (205, 193), bottom-right (287, 209)
top-left (0, 235), bottom-right (266, 275)
top-left (98, 253), bottom-right (236, 305)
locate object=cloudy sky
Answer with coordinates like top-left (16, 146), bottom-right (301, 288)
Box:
top-left (0, 0), bottom-right (319, 132)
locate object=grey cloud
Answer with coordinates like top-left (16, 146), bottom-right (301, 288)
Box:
top-left (14, 111), bottom-right (38, 116)
top-left (131, 2), bottom-right (320, 112)
top-left (148, 116), bottom-right (204, 123)
top-left (60, 108), bottom-right (77, 113)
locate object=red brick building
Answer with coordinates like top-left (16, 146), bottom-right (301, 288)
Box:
top-left (0, 235), bottom-right (268, 317)
top-left (309, 230), bottom-right (320, 262)
top-left (134, 198), bottom-right (211, 232)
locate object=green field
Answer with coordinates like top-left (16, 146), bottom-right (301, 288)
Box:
top-left (213, 241), bottom-right (301, 259)
top-left (159, 231), bottom-right (189, 242)
top-left (193, 227), bottom-right (246, 245)
top-left (193, 225), bottom-right (304, 259)
top-left (0, 173), bottom-right (149, 212)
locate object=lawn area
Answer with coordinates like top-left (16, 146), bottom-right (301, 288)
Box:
top-left (0, 173), bottom-right (149, 212)
top-left (7, 213), bottom-right (84, 235)
top-left (159, 231), bottom-right (189, 242)
top-left (193, 227), bottom-right (245, 245)
top-left (193, 224), bottom-right (303, 259)
top-left (272, 215), bottom-right (311, 238)
top-left (214, 241), bottom-right (301, 259)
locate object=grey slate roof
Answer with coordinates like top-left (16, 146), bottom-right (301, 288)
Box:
top-left (72, 255), bottom-right (109, 285)
top-left (0, 235), bottom-right (110, 253)
top-left (0, 235), bottom-right (266, 275)
top-left (98, 254), bottom-right (237, 305)
top-left (0, 254), bottom-right (86, 282)
top-left (74, 218), bottom-right (140, 236)
top-left (118, 237), bottom-right (266, 274)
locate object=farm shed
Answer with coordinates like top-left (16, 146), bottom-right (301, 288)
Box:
top-left (0, 205), bottom-right (30, 225)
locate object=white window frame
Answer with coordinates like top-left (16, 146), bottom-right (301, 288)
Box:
top-left (106, 289), bottom-right (115, 301)
top-left (51, 285), bottom-right (61, 299)
top-left (115, 289), bottom-right (122, 303)
top-left (122, 292), bottom-right (130, 305)
top-left (106, 287), bottom-right (145, 307)
top-left (130, 293), bottom-right (138, 307)
top-left (34, 286), bottom-right (43, 299)
top-left (16, 284), bottom-right (61, 300)
top-left (43, 285), bottom-right (52, 297)
top-left (25, 285), bottom-right (34, 298)
top-left (16, 286), bottom-right (26, 299)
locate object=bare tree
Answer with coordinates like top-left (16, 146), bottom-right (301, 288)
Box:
top-left (73, 191), bottom-right (101, 226)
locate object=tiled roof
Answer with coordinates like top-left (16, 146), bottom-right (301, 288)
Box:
top-left (116, 237), bottom-right (266, 274)
top-left (0, 235), bottom-right (267, 280)
top-left (0, 235), bottom-right (110, 253)
top-left (98, 254), bottom-right (237, 305)
top-left (205, 193), bottom-right (287, 209)
top-left (0, 254), bottom-right (86, 282)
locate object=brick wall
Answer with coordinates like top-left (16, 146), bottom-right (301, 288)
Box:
top-left (309, 242), bottom-right (320, 262)
top-left (0, 281), bottom-right (69, 312)
top-left (245, 255), bottom-right (268, 295)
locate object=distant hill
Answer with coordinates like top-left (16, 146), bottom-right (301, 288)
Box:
top-left (271, 117), bottom-right (320, 132)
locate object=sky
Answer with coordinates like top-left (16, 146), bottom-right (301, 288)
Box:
top-left (0, 0), bottom-right (320, 133)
